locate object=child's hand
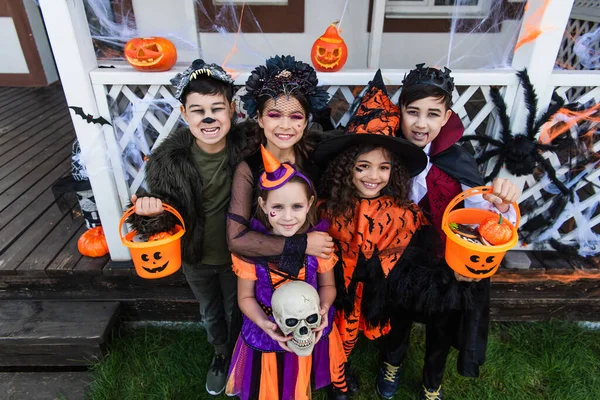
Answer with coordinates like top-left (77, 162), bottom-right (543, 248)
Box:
top-left (482, 178), bottom-right (520, 213)
top-left (307, 232), bottom-right (334, 259)
top-left (132, 195), bottom-right (164, 217)
top-left (313, 307), bottom-right (329, 343)
top-left (454, 271), bottom-right (481, 283)
top-left (259, 319), bottom-right (293, 352)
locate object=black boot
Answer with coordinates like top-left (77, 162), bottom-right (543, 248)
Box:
top-left (328, 385), bottom-right (350, 400)
top-left (345, 362), bottom-right (360, 394)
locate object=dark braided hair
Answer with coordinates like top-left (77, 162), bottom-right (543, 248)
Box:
top-left (319, 144), bottom-right (413, 221)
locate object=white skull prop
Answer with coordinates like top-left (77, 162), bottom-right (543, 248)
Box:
top-left (271, 281), bottom-right (321, 356)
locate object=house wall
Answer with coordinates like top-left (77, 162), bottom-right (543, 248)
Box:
top-left (23, 0), bottom-right (58, 83)
top-left (0, 0), bottom-right (57, 86)
top-left (127, 0), bottom-right (522, 71)
top-left (22, 0), bottom-right (58, 83)
top-left (0, 17), bottom-right (29, 73)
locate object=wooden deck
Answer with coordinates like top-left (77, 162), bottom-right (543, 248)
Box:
top-left (0, 84), bottom-right (109, 276)
top-left (0, 84), bottom-right (599, 322)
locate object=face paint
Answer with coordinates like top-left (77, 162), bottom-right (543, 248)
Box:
top-left (202, 117), bottom-right (216, 124)
top-left (270, 211), bottom-right (277, 218)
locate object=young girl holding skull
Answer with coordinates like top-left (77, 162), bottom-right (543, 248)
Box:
top-left (225, 146), bottom-right (348, 400)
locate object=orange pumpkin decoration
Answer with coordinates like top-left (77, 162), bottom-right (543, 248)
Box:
top-left (149, 231), bottom-right (172, 241)
top-left (78, 226), bottom-right (109, 257)
top-left (478, 214), bottom-right (513, 245)
top-left (124, 37), bottom-right (177, 72)
top-left (310, 23), bottom-right (348, 72)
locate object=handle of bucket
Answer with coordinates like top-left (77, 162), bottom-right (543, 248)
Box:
top-left (441, 186), bottom-right (520, 229)
top-left (119, 203), bottom-right (186, 242)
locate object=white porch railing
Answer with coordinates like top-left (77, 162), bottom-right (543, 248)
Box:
top-left (41, 0), bottom-right (600, 262)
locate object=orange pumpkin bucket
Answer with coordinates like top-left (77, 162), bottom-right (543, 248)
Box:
top-left (119, 204), bottom-right (186, 279)
top-left (441, 186), bottom-right (520, 279)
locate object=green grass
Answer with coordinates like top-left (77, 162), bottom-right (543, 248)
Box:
top-left (87, 321), bottom-right (600, 400)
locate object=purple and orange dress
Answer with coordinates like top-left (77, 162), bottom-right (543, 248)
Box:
top-left (225, 225), bottom-right (347, 400)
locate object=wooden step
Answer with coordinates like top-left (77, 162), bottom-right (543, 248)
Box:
top-left (0, 301), bottom-right (119, 367)
top-left (0, 372), bottom-right (90, 400)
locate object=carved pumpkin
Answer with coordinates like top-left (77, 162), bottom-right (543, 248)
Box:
top-left (310, 23), bottom-right (348, 72)
top-left (149, 231), bottom-right (172, 241)
top-left (78, 226), bottom-right (109, 257)
top-left (479, 214), bottom-right (512, 245)
top-left (124, 37), bottom-right (177, 72)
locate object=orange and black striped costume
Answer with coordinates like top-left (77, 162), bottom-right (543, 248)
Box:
top-left (327, 196), bottom-right (430, 357)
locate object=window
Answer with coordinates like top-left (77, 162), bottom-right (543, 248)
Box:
top-left (385, 0), bottom-right (492, 19)
top-left (213, 0), bottom-right (288, 5)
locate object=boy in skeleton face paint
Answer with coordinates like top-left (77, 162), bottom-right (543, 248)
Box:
top-left (128, 59), bottom-right (256, 396)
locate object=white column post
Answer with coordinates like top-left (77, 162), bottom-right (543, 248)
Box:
top-left (511, 0), bottom-right (575, 126)
top-left (367, 0), bottom-right (386, 69)
top-left (39, 0), bottom-right (131, 261)
top-left (494, 0), bottom-right (575, 187)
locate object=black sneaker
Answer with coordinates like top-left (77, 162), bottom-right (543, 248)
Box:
top-left (345, 362), bottom-right (360, 394)
top-left (375, 362), bottom-right (401, 399)
top-left (206, 353), bottom-right (230, 396)
top-left (419, 385), bottom-right (444, 400)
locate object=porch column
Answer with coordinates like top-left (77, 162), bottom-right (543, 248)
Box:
top-left (367, 0), bottom-right (386, 69)
top-left (511, 0), bottom-right (575, 127)
top-left (38, 0), bottom-right (131, 261)
top-left (497, 0), bottom-right (575, 187)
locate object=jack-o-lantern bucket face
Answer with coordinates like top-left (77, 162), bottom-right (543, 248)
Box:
top-left (120, 205), bottom-right (186, 279)
top-left (442, 187), bottom-right (520, 280)
top-left (124, 37), bottom-right (177, 72)
top-left (311, 24), bottom-right (348, 72)
top-left (446, 250), bottom-right (502, 279)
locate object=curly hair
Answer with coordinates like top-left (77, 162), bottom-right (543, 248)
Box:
top-left (255, 175), bottom-right (318, 234)
top-left (319, 144), bottom-right (413, 221)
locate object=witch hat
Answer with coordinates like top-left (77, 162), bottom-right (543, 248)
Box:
top-left (314, 70), bottom-right (427, 177)
top-left (259, 145), bottom-right (313, 191)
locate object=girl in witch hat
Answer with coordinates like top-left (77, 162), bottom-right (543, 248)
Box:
top-left (314, 70), bottom-right (434, 396)
top-left (226, 145), bottom-right (348, 400)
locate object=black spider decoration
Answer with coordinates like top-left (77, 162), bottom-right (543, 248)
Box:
top-left (462, 69), bottom-right (572, 195)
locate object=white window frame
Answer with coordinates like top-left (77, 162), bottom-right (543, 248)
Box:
top-left (213, 0), bottom-right (288, 5)
top-left (385, 0), bottom-right (493, 19)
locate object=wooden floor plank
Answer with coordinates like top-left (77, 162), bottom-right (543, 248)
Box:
top-left (0, 195), bottom-right (77, 275)
top-left (0, 140), bottom-right (71, 196)
top-left (0, 301), bottom-right (119, 366)
top-left (0, 100), bottom-right (68, 143)
top-left (0, 92), bottom-right (63, 132)
top-left (17, 207), bottom-right (84, 276)
top-left (0, 98), bottom-right (67, 142)
top-left (0, 372), bottom-right (90, 400)
top-left (0, 174), bottom-right (74, 254)
top-left (0, 89), bottom-right (42, 114)
top-left (0, 88), bottom-right (36, 107)
top-left (0, 120), bottom-right (72, 168)
top-left (0, 159), bottom-right (71, 221)
top-left (46, 225), bottom-right (86, 276)
top-left (74, 254), bottom-right (110, 275)
top-left (0, 109), bottom-right (71, 155)
top-left (0, 85), bottom-right (60, 116)
top-left (0, 87), bottom-right (54, 119)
